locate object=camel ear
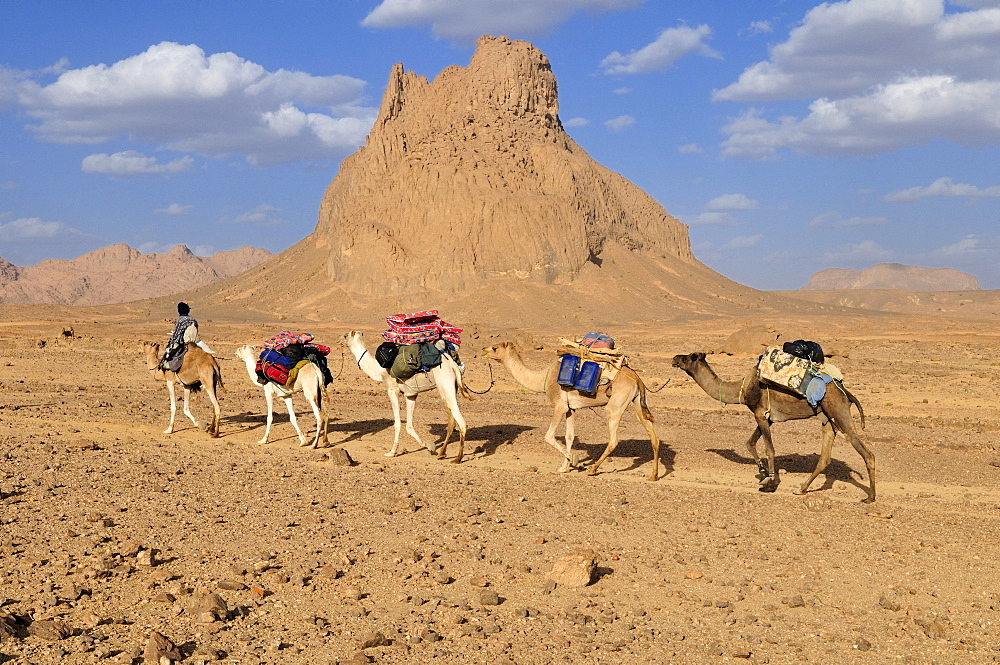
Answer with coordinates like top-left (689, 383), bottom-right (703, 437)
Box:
top-left (695, 352), bottom-right (706, 361)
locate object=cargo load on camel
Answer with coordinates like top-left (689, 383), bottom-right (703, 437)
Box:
top-left (377, 310), bottom-right (463, 381)
top-left (555, 332), bottom-right (624, 397)
top-left (255, 331), bottom-right (334, 386)
top-left (757, 340), bottom-right (842, 407)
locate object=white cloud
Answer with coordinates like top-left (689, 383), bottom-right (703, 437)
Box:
top-left (704, 193), bottom-right (759, 211)
top-left (612, 87), bottom-right (631, 95)
top-left (885, 176), bottom-right (1000, 201)
top-left (362, 0), bottom-right (642, 41)
top-left (564, 117), bottom-right (589, 127)
top-left (684, 212), bottom-right (735, 226)
top-left (809, 211), bottom-right (889, 227)
top-left (721, 76), bottom-right (1000, 158)
top-left (155, 203), bottom-right (195, 216)
top-left (0, 217), bottom-right (95, 243)
top-left (713, 0), bottom-right (1000, 158)
top-left (677, 143), bottom-right (703, 154)
top-left (722, 234), bottom-right (764, 250)
top-left (821, 239), bottom-right (893, 264)
top-left (929, 233), bottom-right (985, 255)
top-left (82, 151), bottom-right (194, 177)
top-left (13, 42), bottom-right (375, 166)
top-left (600, 24), bottom-right (721, 75)
top-left (745, 20), bottom-right (774, 35)
top-left (221, 204), bottom-right (286, 226)
top-left (604, 115), bottom-right (635, 132)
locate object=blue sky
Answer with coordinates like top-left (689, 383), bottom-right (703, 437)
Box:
top-left (2, 0), bottom-right (999, 289)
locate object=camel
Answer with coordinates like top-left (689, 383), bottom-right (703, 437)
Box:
top-left (234, 345), bottom-right (329, 449)
top-left (483, 341), bottom-right (662, 480)
top-left (139, 341), bottom-right (224, 437)
top-left (671, 352), bottom-right (876, 502)
top-left (342, 331), bottom-right (470, 462)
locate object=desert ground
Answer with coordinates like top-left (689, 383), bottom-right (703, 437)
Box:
top-left (1, 311), bottom-right (1000, 665)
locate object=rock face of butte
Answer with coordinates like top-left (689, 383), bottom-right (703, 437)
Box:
top-left (205, 36), bottom-right (798, 326)
top-left (316, 35), bottom-right (693, 295)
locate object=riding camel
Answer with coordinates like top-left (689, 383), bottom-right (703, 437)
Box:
top-left (139, 341), bottom-right (224, 437)
top-left (234, 345), bottom-right (329, 449)
top-left (671, 352), bottom-right (875, 502)
top-left (483, 341), bottom-right (662, 481)
top-left (342, 331), bottom-right (470, 462)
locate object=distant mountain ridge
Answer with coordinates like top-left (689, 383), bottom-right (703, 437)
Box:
top-left (801, 263), bottom-right (979, 291)
top-left (0, 244), bottom-right (273, 305)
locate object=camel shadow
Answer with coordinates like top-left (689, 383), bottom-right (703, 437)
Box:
top-left (427, 423), bottom-right (534, 458)
top-left (707, 448), bottom-right (868, 495)
top-left (329, 418), bottom-right (395, 443)
top-left (576, 438), bottom-right (677, 476)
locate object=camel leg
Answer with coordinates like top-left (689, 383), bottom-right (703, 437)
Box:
top-left (544, 401), bottom-right (573, 472)
top-left (753, 413), bottom-right (779, 492)
top-left (181, 387), bottom-right (203, 430)
top-left (204, 378), bottom-right (221, 438)
top-left (437, 413), bottom-right (456, 460)
top-left (826, 402), bottom-right (877, 503)
top-left (587, 409), bottom-right (624, 477)
top-left (744, 428), bottom-right (767, 479)
top-left (565, 409), bottom-right (581, 469)
top-left (794, 420), bottom-right (836, 497)
top-left (284, 395), bottom-right (307, 446)
top-left (444, 393), bottom-right (467, 464)
top-left (258, 389), bottom-right (275, 444)
top-left (385, 388), bottom-right (404, 457)
top-left (630, 400), bottom-right (661, 481)
top-left (847, 433), bottom-right (877, 503)
top-left (402, 395), bottom-right (428, 453)
top-left (318, 388), bottom-right (330, 449)
top-left (307, 386), bottom-right (326, 449)
top-left (163, 381), bottom-right (178, 434)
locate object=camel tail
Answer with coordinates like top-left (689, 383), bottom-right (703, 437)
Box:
top-left (212, 357), bottom-right (227, 394)
top-left (842, 383), bottom-right (865, 430)
top-left (623, 366), bottom-right (654, 422)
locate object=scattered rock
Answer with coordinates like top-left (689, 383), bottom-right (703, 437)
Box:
top-left (27, 619), bottom-right (72, 640)
top-left (358, 630), bottom-right (388, 649)
top-left (546, 549), bottom-right (599, 588)
top-left (143, 631), bottom-right (182, 664)
top-left (327, 448), bottom-right (355, 466)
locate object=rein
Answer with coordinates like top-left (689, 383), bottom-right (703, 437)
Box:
top-left (329, 348), bottom-right (346, 380)
top-left (646, 366), bottom-right (679, 393)
top-left (464, 360), bottom-right (495, 395)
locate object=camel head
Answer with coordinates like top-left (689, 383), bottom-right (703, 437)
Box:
top-left (671, 352), bottom-right (707, 372)
top-left (235, 344), bottom-right (258, 363)
top-left (342, 330), bottom-right (363, 347)
top-left (483, 341), bottom-right (516, 362)
top-left (139, 341), bottom-right (160, 362)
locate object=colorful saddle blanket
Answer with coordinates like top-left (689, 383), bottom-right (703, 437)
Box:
top-left (383, 310), bottom-right (462, 345)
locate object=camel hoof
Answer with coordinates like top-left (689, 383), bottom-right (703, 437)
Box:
top-left (792, 488), bottom-right (807, 496)
top-left (451, 456), bottom-right (463, 464)
top-left (586, 468), bottom-right (598, 476)
top-left (163, 429), bottom-right (173, 434)
top-left (646, 475), bottom-right (659, 482)
top-left (384, 451), bottom-right (399, 458)
top-left (758, 484), bottom-right (778, 493)
top-left (256, 439), bottom-right (268, 445)
top-left (861, 496), bottom-right (876, 504)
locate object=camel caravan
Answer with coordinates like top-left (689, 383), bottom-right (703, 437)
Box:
top-left (141, 308), bottom-right (875, 502)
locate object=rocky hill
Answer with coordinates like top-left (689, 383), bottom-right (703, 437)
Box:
top-left (801, 263), bottom-right (979, 291)
top-left (186, 36), bottom-right (815, 328)
top-left (0, 244), bottom-right (272, 306)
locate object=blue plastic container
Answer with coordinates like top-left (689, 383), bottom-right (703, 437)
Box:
top-left (557, 354), bottom-right (580, 387)
top-left (573, 360), bottom-right (602, 396)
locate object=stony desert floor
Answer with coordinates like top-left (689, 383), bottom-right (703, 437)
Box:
top-left (1, 313), bottom-right (1000, 665)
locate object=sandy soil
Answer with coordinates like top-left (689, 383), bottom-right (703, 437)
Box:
top-left (1, 314), bottom-right (1000, 665)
